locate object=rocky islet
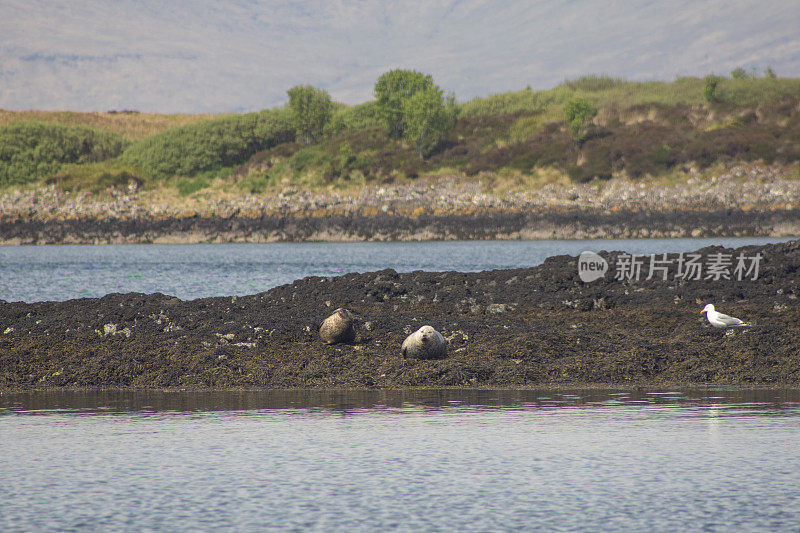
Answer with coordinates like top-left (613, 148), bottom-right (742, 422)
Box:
top-left (1, 239), bottom-right (798, 390)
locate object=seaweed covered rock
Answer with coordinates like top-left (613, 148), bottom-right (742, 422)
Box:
top-left (1, 240), bottom-right (799, 389)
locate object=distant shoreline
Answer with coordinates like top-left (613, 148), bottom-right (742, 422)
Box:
top-left (2, 207), bottom-right (800, 245)
top-left (2, 170), bottom-right (799, 244)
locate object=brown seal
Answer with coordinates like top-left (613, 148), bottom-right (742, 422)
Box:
top-left (319, 308), bottom-right (356, 344)
top-left (401, 325), bottom-right (447, 359)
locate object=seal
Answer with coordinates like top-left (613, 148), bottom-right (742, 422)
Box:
top-left (401, 325), bottom-right (447, 359)
top-left (319, 308), bottom-right (356, 344)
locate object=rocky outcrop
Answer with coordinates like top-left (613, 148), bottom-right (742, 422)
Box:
top-left (1, 239), bottom-right (798, 389)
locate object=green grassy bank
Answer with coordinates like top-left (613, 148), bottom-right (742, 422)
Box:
top-left (2, 74), bottom-right (799, 200)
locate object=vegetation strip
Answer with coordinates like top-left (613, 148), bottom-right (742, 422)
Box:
top-left (2, 73), bottom-right (798, 203)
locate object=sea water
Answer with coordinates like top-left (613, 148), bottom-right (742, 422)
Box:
top-left (1, 389), bottom-right (799, 531)
top-left (0, 237), bottom-right (794, 302)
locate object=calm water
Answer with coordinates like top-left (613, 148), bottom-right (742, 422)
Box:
top-left (0, 237), bottom-right (794, 302)
top-left (1, 389), bottom-right (799, 531)
top-left (3, 241), bottom-right (798, 530)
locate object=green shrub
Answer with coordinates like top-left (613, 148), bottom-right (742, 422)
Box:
top-left (289, 145), bottom-right (333, 176)
top-left (237, 171), bottom-right (278, 194)
top-left (730, 67), bottom-right (749, 80)
top-left (459, 87), bottom-right (562, 116)
top-left (46, 160), bottom-right (144, 193)
top-left (704, 75), bottom-right (720, 103)
top-left (458, 77), bottom-right (713, 119)
top-left (507, 113), bottom-right (548, 142)
top-left (716, 77), bottom-right (800, 105)
top-left (337, 142), bottom-right (355, 173)
top-left (176, 176), bottom-right (211, 196)
top-left (564, 97), bottom-right (598, 141)
top-left (0, 121), bottom-right (127, 185)
top-left (563, 74), bottom-right (628, 91)
top-left (120, 108), bottom-right (294, 178)
top-left (329, 101), bottom-right (382, 132)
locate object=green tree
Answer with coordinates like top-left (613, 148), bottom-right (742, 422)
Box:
top-left (730, 67), bottom-right (748, 79)
top-left (703, 75), bottom-right (720, 103)
top-left (287, 85), bottom-right (333, 144)
top-left (374, 69), bottom-right (434, 139)
top-left (402, 87), bottom-right (457, 159)
top-left (564, 97), bottom-right (597, 142)
top-left (764, 66), bottom-right (777, 79)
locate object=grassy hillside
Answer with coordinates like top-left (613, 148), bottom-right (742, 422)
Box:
top-left (2, 75), bottom-right (799, 198)
top-left (0, 109), bottom-right (223, 140)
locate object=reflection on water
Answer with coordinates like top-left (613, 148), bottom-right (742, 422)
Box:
top-left (2, 387), bottom-right (798, 414)
top-left (1, 389), bottom-right (799, 531)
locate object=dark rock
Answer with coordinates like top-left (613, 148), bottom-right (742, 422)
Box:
top-left (0, 240), bottom-right (799, 389)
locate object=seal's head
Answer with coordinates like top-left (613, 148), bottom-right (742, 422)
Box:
top-left (418, 325), bottom-right (435, 343)
top-left (334, 308), bottom-right (352, 319)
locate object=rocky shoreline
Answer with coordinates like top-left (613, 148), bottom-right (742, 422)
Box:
top-left (2, 165), bottom-right (799, 243)
top-left (2, 208), bottom-right (799, 244)
top-left (1, 239), bottom-right (798, 390)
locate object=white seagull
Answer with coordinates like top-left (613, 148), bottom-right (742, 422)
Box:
top-left (701, 304), bottom-right (750, 328)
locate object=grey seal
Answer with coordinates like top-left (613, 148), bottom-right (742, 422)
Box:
top-left (401, 325), bottom-right (447, 359)
top-left (319, 308), bottom-right (356, 344)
